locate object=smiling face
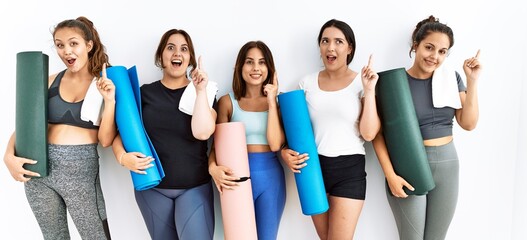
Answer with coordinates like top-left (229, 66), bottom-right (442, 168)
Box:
top-left (241, 47), bottom-right (268, 87)
top-left (319, 26), bottom-right (352, 71)
top-left (54, 27), bottom-right (92, 73)
top-left (162, 33), bottom-right (191, 79)
top-left (412, 31), bottom-right (451, 77)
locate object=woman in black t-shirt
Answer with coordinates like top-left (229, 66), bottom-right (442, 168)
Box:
top-left (112, 29), bottom-right (217, 240)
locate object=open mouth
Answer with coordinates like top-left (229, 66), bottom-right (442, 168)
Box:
top-left (66, 58), bottom-right (76, 65)
top-left (171, 59), bottom-right (182, 67)
top-left (327, 55), bottom-right (337, 63)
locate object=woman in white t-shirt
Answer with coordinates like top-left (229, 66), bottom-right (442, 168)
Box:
top-left (280, 19), bottom-right (380, 240)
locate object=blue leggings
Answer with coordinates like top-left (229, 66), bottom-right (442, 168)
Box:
top-left (386, 141), bottom-right (459, 240)
top-left (134, 181), bottom-right (214, 240)
top-left (249, 152), bottom-right (287, 240)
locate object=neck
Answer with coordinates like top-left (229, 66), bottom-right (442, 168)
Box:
top-left (244, 84), bottom-right (262, 98)
top-left (407, 66), bottom-right (432, 79)
top-left (161, 74), bottom-right (189, 89)
top-left (323, 66), bottom-right (349, 81)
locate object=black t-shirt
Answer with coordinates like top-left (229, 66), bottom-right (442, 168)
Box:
top-left (141, 80), bottom-right (217, 189)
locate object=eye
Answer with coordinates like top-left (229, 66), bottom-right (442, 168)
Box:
top-left (258, 60), bottom-right (266, 65)
top-left (245, 60), bottom-right (253, 65)
top-left (321, 39), bottom-right (328, 44)
top-left (439, 49), bottom-right (448, 55)
top-left (181, 46), bottom-right (188, 52)
top-left (167, 45), bottom-right (174, 50)
top-left (336, 39), bottom-right (344, 44)
top-left (425, 45), bottom-right (433, 51)
top-left (55, 43), bottom-right (64, 49)
top-left (70, 42), bottom-right (78, 47)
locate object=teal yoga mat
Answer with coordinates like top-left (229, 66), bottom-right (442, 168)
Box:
top-left (15, 51), bottom-right (49, 177)
top-left (278, 89), bottom-right (329, 215)
top-left (109, 66), bottom-right (165, 191)
top-left (376, 68), bottom-right (435, 195)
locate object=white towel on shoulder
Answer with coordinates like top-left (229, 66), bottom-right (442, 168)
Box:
top-left (80, 78), bottom-right (103, 126)
top-left (179, 81), bottom-right (218, 115)
top-left (432, 64), bottom-right (462, 109)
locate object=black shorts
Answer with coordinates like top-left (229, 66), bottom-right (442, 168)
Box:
top-left (319, 154), bottom-right (366, 200)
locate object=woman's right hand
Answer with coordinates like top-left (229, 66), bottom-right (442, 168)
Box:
top-left (4, 154), bottom-right (40, 182)
top-left (209, 164), bottom-right (239, 194)
top-left (280, 148), bottom-right (309, 173)
top-left (386, 173), bottom-right (414, 198)
top-left (120, 152), bottom-right (154, 175)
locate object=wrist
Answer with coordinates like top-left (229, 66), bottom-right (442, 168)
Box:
top-left (119, 152), bottom-right (126, 166)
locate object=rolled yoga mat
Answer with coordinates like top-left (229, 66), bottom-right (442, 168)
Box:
top-left (376, 68), bottom-right (435, 195)
top-left (278, 89), bottom-right (329, 215)
top-left (109, 66), bottom-right (164, 191)
top-left (15, 51), bottom-right (49, 177)
top-left (214, 122), bottom-right (258, 240)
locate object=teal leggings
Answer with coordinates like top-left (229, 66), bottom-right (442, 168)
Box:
top-left (386, 141), bottom-right (459, 240)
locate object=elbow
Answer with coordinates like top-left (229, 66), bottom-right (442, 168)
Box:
top-left (362, 133), bottom-right (376, 142)
top-left (99, 139), bottom-right (113, 148)
top-left (193, 130), bottom-right (214, 141)
top-left (462, 123), bottom-right (478, 131)
top-left (269, 143), bottom-right (282, 152)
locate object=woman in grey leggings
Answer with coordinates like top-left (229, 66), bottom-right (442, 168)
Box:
top-left (4, 17), bottom-right (116, 239)
top-left (373, 15), bottom-right (481, 239)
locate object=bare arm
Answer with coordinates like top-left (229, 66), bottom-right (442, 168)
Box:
top-left (265, 73), bottom-right (285, 151)
top-left (456, 50), bottom-right (482, 131)
top-left (359, 55), bottom-right (380, 141)
top-left (190, 57), bottom-right (216, 140)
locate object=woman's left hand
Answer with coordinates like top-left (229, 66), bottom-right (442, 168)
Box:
top-left (264, 72), bottom-right (279, 103)
top-left (97, 63), bottom-right (115, 101)
top-left (361, 54), bottom-right (378, 94)
top-left (463, 49), bottom-right (482, 83)
top-left (191, 56), bottom-right (208, 92)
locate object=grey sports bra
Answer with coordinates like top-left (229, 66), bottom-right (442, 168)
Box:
top-left (47, 70), bottom-right (99, 129)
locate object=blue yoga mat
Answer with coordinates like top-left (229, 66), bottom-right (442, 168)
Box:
top-left (278, 89), bottom-right (329, 215)
top-left (109, 66), bottom-right (164, 191)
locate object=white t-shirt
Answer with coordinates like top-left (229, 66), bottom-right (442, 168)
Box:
top-left (299, 71), bottom-right (364, 157)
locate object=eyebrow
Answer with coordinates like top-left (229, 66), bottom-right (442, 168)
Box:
top-left (54, 37), bottom-right (79, 42)
top-left (425, 42), bottom-right (448, 50)
top-left (245, 57), bottom-right (265, 61)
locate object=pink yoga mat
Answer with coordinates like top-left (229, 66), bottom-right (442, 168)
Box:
top-left (214, 122), bottom-right (257, 240)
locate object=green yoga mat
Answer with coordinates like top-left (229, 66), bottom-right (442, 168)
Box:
top-left (15, 51), bottom-right (49, 177)
top-left (376, 68), bottom-right (435, 195)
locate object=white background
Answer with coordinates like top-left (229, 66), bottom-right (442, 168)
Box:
top-left (0, 0), bottom-right (525, 239)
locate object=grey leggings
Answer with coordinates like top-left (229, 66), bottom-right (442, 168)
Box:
top-left (386, 141), bottom-right (459, 240)
top-left (24, 144), bottom-right (109, 240)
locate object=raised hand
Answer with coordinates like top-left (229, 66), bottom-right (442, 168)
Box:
top-left (263, 72), bottom-right (279, 103)
top-left (97, 63), bottom-right (115, 101)
top-left (191, 56), bottom-right (209, 91)
top-left (463, 49), bottom-right (482, 83)
top-left (361, 54), bottom-right (378, 94)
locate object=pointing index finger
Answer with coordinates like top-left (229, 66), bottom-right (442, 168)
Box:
top-left (273, 72), bottom-right (278, 86)
top-left (367, 54), bottom-right (373, 68)
top-left (101, 63), bottom-right (107, 80)
top-left (474, 49), bottom-right (481, 59)
top-left (197, 56), bottom-right (203, 70)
